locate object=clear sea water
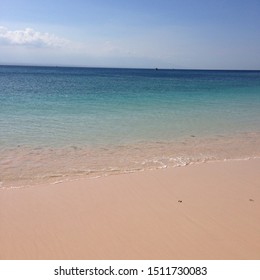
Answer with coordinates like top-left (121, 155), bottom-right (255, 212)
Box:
top-left (1, 66), bottom-right (260, 187)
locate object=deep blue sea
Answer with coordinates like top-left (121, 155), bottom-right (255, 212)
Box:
top-left (1, 66), bottom-right (260, 187)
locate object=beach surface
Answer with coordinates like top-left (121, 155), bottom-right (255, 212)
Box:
top-left (0, 159), bottom-right (260, 260)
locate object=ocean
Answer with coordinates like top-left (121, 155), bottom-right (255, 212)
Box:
top-left (1, 66), bottom-right (260, 187)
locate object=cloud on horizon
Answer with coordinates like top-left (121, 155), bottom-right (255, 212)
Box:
top-left (0, 26), bottom-right (178, 68)
top-left (0, 26), bottom-right (68, 48)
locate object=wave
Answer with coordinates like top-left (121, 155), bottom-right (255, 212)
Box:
top-left (1, 131), bottom-right (260, 189)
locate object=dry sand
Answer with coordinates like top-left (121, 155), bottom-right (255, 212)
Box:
top-left (0, 159), bottom-right (260, 260)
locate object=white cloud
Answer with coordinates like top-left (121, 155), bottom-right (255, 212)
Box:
top-left (0, 26), bottom-right (179, 68)
top-left (0, 26), bottom-right (68, 48)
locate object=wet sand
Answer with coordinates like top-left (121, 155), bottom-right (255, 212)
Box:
top-left (0, 159), bottom-right (260, 259)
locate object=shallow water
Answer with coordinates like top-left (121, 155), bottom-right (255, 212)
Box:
top-left (1, 66), bottom-right (260, 187)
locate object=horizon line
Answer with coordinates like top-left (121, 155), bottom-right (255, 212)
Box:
top-left (0, 63), bottom-right (259, 72)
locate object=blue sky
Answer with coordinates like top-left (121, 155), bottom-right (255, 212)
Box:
top-left (0, 0), bottom-right (260, 69)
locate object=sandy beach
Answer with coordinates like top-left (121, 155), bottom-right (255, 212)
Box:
top-left (0, 159), bottom-right (260, 260)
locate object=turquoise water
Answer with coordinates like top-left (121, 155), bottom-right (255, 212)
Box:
top-left (1, 66), bottom-right (260, 187)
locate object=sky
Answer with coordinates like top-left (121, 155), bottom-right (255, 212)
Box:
top-left (0, 0), bottom-right (260, 69)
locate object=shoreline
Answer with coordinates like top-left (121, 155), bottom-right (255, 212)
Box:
top-left (2, 130), bottom-right (260, 189)
top-left (2, 155), bottom-right (260, 190)
top-left (1, 158), bottom-right (260, 259)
